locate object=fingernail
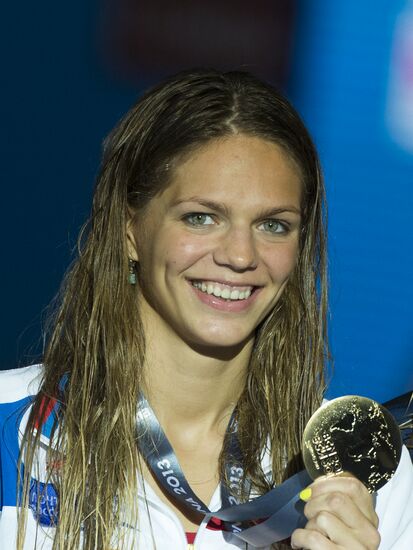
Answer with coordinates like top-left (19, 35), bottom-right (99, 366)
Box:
top-left (299, 487), bottom-right (312, 502)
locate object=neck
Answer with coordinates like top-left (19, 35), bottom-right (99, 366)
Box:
top-left (142, 327), bottom-right (252, 442)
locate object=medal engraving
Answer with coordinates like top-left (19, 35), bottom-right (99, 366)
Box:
top-left (302, 396), bottom-right (402, 492)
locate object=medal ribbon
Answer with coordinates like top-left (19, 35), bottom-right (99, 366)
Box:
top-left (136, 394), bottom-right (311, 545)
top-left (30, 379), bottom-right (410, 540)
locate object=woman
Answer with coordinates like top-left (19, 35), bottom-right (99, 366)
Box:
top-left (1, 69), bottom-right (412, 550)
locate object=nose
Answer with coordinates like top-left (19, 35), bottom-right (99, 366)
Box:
top-left (213, 226), bottom-right (258, 272)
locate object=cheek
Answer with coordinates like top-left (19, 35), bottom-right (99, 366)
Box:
top-left (163, 234), bottom-right (212, 272)
top-left (264, 243), bottom-right (299, 282)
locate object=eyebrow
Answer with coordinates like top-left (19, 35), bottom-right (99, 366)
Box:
top-left (170, 196), bottom-right (302, 218)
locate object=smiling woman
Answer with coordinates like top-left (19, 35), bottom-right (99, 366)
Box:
top-left (128, 135), bottom-right (302, 349)
top-left (1, 69), bottom-right (412, 550)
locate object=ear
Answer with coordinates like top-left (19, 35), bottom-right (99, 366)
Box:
top-left (126, 218), bottom-right (139, 262)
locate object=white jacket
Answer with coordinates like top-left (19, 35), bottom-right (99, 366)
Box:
top-left (1, 365), bottom-right (412, 549)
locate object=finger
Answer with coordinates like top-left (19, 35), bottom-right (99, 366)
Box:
top-left (303, 512), bottom-right (380, 550)
top-left (303, 474), bottom-right (377, 525)
top-left (291, 527), bottom-right (335, 550)
top-left (303, 489), bottom-right (379, 531)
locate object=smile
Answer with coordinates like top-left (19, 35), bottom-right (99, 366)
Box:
top-left (191, 280), bottom-right (254, 301)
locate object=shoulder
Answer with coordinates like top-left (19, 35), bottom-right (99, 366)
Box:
top-left (0, 364), bottom-right (44, 405)
top-left (376, 446), bottom-right (413, 548)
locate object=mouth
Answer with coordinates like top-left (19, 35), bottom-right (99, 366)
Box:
top-left (189, 279), bottom-right (259, 302)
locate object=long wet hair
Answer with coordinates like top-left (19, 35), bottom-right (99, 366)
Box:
top-left (18, 69), bottom-right (328, 549)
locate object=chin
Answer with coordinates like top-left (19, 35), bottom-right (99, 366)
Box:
top-left (183, 327), bottom-right (253, 355)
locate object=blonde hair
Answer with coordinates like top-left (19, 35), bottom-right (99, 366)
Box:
top-left (18, 69), bottom-right (328, 549)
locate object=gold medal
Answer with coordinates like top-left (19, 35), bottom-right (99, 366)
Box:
top-left (302, 396), bottom-right (402, 492)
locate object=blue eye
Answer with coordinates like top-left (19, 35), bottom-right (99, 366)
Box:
top-left (184, 213), bottom-right (215, 226)
top-left (259, 220), bottom-right (288, 234)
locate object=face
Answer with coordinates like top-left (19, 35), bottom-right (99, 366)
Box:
top-left (128, 135), bottom-right (302, 351)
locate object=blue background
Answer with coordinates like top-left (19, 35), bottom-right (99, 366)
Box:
top-left (1, 0), bottom-right (412, 403)
top-left (289, 0), bottom-right (413, 400)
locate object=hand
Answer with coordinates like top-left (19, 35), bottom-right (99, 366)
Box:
top-left (290, 474), bottom-right (380, 550)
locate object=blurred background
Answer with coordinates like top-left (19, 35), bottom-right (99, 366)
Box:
top-left (1, 0), bottom-right (412, 403)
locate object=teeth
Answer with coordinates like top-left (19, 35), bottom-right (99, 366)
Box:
top-left (221, 288), bottom-right (231, 299)
top-left (192, 281), bottom-right (253, 301)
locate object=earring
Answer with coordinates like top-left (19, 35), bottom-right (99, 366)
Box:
top-left (128, 258), bottom-right (137, 285)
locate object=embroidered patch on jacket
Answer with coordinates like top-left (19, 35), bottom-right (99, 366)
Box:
top-left (29, 478), bottom-right (59, 527)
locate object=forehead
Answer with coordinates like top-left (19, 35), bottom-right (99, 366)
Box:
top-left (160, 135), bottom-right (302, 208)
